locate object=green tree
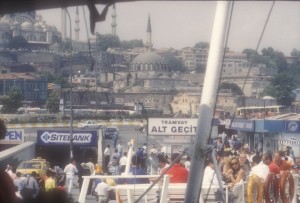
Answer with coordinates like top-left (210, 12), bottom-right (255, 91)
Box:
top-left (46, 92), bottom-right (60, 113)
top-left (194, 42), bottom-right (210, 49)
top-left (262, 73), bottom-right (295, 106)
top-left (195, 64), bottom-right (206, 73)
top-left (1, 87), bottom-right (23, 114)
top-left (167, 57), bottom-right (186, 72)
top-left (121, 39), bottom-right (144, 49)
top-left (261, 47), bottom-right (287, 73)
top-left (291, 49), bottom-right (300, 57)
top-left (261, 47), bottom-right (275, 57)
top-left (242, 48), bottom-right (258, 60)
top-left (95, 33), bottom-right (121, 51)
top-left (38, 72), bottom-right (69, 88)
top-left (219, 82), bottom-right (244, 96)
top-left (242, 48), bottom-right (277, 70)
top-left (6, 35), bottom-right (28, 49)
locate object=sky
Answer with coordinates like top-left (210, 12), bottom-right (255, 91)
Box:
top-left (37, 1), bottom-right (300, 56)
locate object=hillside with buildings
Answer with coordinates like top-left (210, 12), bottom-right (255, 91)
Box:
top-left (0, 9), bottom-right (299, 120)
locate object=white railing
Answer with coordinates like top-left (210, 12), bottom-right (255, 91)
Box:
top-left (78, 174), bottom-right (241, 203)
top-left (78, 173), bottom-right (300, 203)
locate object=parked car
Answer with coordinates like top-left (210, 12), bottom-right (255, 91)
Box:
top-left (16, 157), bottom-right (50, 180)
top-left (78, 120), bottom-right (102, 129)
top-left (103, 126), bottom-right (119, 139)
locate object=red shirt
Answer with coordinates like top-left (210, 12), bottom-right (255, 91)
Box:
top-left (269, 161), bottom-right (280, 175)
top-left (163, 164), bottom-right (189, 183)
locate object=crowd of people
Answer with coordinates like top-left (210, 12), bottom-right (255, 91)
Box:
top-left (0, 132), bottom-right (298, 203)
top-left (1, 163), bottom-right (75, 203)
top-left (202, 133), bottom-right (297, 202)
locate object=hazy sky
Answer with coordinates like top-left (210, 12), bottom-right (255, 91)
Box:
top-left (37, 1), bottom-right (300, 56)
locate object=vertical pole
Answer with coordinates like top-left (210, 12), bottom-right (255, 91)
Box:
top-left (184, 2), bottom-right (233, 202)
top-left (124, 139), bottom-right (134, 175)
top-left (66, 10), bottom-right (74, 159)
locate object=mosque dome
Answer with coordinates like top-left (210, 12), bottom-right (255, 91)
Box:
top-left (132, 52), bottom-right (165, 64)
top-left (21, 21), bottom-right (34, 30)
top-left (131, 52), bottom-right (168, 72)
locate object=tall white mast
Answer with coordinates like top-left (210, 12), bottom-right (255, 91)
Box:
top-left (184, 1), bottom-right (233, 202)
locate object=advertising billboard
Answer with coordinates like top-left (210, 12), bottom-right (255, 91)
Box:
top-left (0, 129), bottom-right (24, 144)
top-left (37, 130), bottom-right (98, 147)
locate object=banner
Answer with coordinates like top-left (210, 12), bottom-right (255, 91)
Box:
top-left (0, 129), bottom-right (24, 144)
top-left (225, 119), bottom-right (254, 131)
top-left (37, 130), bottom-right (98, 147)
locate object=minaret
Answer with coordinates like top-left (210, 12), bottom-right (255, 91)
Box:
top-left (61, 8), bottom-right (67, 40)
top-left (145, 14), bottom-right (153, 50)
top-left (111, 4), bottom-right (117, 36)
top-left (75, 6), bottom-right (80, 42)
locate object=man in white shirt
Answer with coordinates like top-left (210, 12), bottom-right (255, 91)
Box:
top-left (94, 179), bottom-right (110, 203)
top-left (119, 152), bottom-right (128, 173)
top-left (247, 154), bottom-right (269, 203)
top-left (184, 156), bottom-right (191, 171)
top-left (103, 144), bottom-right (111, 173)
top-left (64, 158), bottom-right (78, 194)
top-left (202, 158), bottom-right (220, 187)
top-left (249, 154), bottom-right (269, 181)
top-left (116, 141), bottom-right (124, 157)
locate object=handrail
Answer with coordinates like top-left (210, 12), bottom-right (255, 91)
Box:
top-left (78, 173), bottom-right (300, 203)
top-left (78, 174), bottom-right (160, 203)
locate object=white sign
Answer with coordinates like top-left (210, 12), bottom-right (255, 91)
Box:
top-left (148, 118), bottom-right (197, 136)
top-left (0, 129), bottom-right (24, 144)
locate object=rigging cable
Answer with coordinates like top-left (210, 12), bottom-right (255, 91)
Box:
top-left (227, 1), bottom-right (276, 128)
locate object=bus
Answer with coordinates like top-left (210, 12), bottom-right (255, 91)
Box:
top-left (236, 105), bottom-right (285, 119)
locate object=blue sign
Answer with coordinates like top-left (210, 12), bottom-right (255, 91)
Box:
top-left (37, 130), bottom-right (98, 147)
top-left (285, 121), bottom-right (300, 133)
top-left (227, 119), bottom-right (254, 131)
top-left (0, 129), bottom-right (24, 144)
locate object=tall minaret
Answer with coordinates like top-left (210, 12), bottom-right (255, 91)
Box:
top-left (75, 6), bottom-right (80, 42)
top-left (61, 8), bottom-right (67, 40)
top-left (111, 4), bottom-right (117, 36)
top-left (145, 14), bottom-right (153, 50)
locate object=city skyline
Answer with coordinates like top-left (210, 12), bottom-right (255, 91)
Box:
top-left (37, 1), bottom-right (300, 55)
